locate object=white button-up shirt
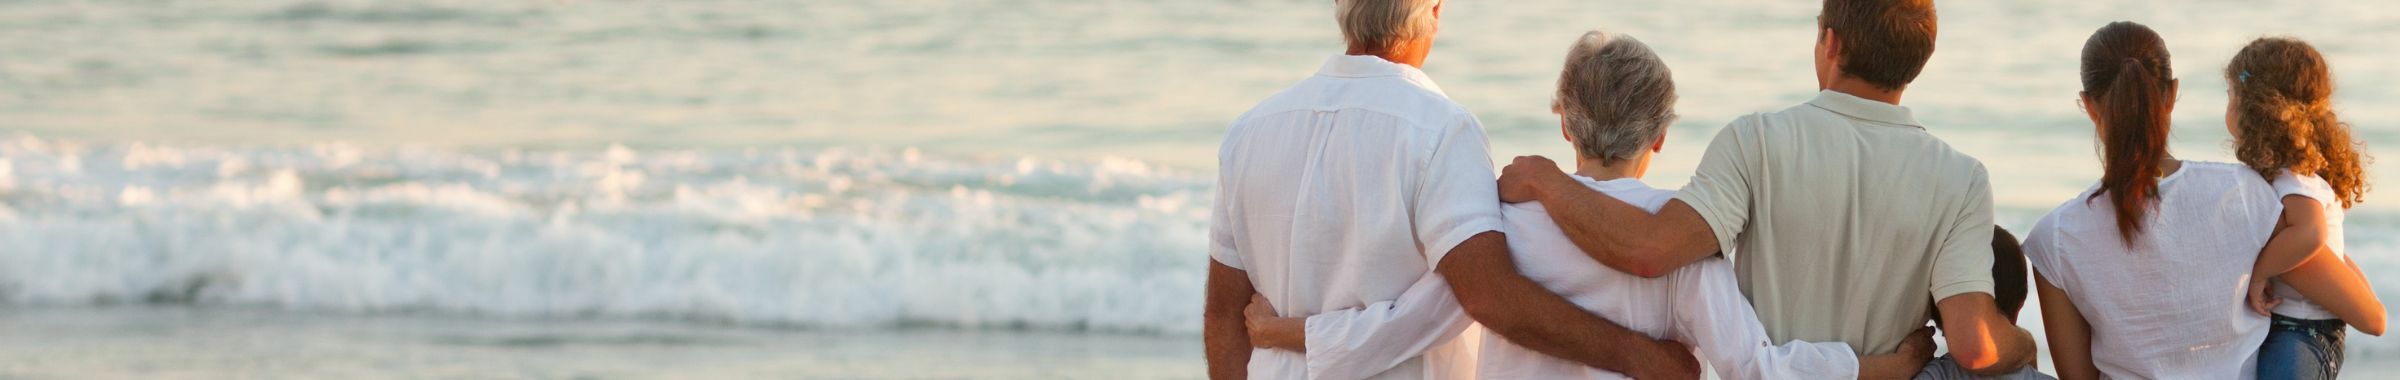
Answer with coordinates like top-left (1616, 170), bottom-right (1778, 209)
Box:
top-left (1211, 54), bottom-right (1500, 380)
top-left (1479, 176), bottom-right (1859, 380)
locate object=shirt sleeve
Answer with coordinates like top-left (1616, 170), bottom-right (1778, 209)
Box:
top-left (1411, 114), bottom-right (1505, 266)
top-left (2272, 170), bottom-right (2340, 207)
top-left (1929, 167), bottom-right (1997, 301)
top-left (1672, 117), bottom-right (1762, 257)
top-left (1669, 259), bottom-right (1860, 379)
top-left (1209, 147), bottom-right (1244, 270)
top-left (1301, 270), bottom-right (1476, 380)
top-left (2021, 214), bottom-right (2067, 292)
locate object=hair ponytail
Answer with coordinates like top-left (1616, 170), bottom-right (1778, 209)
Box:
top-left (2092, 58), bottom-right (2171, 243)
top-left (2079, 21), bottom-right (2174, 245)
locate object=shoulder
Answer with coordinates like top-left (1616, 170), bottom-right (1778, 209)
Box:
top-left (2026, 188), bottom-right (2101, 256)
top-left (2180, 161), bottom-right (2279, 196)
top-left (2272, 169), bottom-right (2340, 205)
top-left (1718, 111), bottom-right (1780, 135)
top-left (1366, 76), bottom-right (1479, 132)
top-left (1231, 77), bottom-right (1326, 126)
top-left (1612, 183), bottom-right (1682, 213)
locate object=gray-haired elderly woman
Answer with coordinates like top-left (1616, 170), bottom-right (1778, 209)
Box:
top-left (1472, 30), bottom-right (1940, 380)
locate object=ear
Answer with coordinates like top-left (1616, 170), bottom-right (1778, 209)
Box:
top-left (1432, 1), bottom-right (1443, 18)
top-left (2165, 79), bottom-right (2181, 108)
top-left (2079, 92), bottom-right (2102, 125)
top-left (1650, 128), bottom-right (1669, 153)
top-left (1821, 28), bottom-right (1843, 63)
top-left (1559, 119), bottom-right (1574, 144)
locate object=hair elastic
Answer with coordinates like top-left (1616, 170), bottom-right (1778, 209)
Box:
top-left (2239, 71), bottom-right (2251, 83)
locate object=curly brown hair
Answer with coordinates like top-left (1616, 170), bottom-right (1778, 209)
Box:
top-left (2226, 37), bottom-right (2371, 208)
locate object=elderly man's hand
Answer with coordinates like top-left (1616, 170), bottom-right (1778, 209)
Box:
top-left (1498, 155), bottom-right (1567, 203)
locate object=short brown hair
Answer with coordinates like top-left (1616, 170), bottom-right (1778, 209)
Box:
top-left (1820, 0), bottom-right (1937, 91)
top-left (1990, 227), bottom-right (2028, 321)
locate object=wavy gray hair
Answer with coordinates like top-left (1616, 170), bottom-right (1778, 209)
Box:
top-left (1555, 30), bottom-right (1677, 165)
top-left (1336, 0), bottom-right (1440, 52)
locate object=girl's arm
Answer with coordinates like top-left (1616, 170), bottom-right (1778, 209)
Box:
top-left (2252, 196), bottom-right (2331, 283)
top-left (2255, 195), bottom-right (2387, 335)
top-left (2034, 270), bottom-right (2100, 380)
top-left (2280, 252), bottom-right (2387, 335)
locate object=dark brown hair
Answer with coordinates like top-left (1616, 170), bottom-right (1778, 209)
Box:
top-left (1990, 227), bottom-right (2028, 320)
top-left (2227, 37), bottom-right (2372, 208)
top-left (1930, 226), bottom-right (2031, 325)
top-left (1820, 0), bottom-right (1938, 90)
top-left (2080, 21), bottom-right (2174, 245)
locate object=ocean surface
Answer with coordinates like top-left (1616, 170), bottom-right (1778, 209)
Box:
top-left (0, 0), bottom-right (2396, 378)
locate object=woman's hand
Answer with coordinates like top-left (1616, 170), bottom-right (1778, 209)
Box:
top-left (1244, 294), bottom-right (1307, 351)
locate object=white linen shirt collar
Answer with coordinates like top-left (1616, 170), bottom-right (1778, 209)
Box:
top-left (1317, 54), bottom-right (1449, 97)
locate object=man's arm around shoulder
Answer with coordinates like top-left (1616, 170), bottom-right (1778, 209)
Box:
top-left (1934, 293), bottom-right (2037, 375)
top-left (1437, 231), bottom-right (1700, 379)
top-left (1497, 155), bottom-right (1721, 278)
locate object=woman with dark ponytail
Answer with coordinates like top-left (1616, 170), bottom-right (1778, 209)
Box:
top-left (2018, 22), bottom-right (2287, 379)
top-left (2227, 36), bottom-right (2387, 380)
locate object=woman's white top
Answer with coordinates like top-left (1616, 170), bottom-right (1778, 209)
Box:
top-left (2269, 169), bottom-right (2349, 320)
top-left (1477, 175), bottom-right (1858, 380)
top-left (2023, 161), bottom-right (2282, 379)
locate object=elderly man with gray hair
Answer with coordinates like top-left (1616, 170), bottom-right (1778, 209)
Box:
top-left (1206, 0), bottom-right (1707, 379)
top-left (1468, 30), bottom-right (1938, 380)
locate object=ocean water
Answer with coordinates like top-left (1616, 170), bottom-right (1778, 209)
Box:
top-left (0, 0), bottom-right (2397, 378)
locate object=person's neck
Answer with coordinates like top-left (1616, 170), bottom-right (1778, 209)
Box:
top-left (1347, 44), bottom-right (1427, 68)
top-left (1825, 76), bottom-right (1904, 105)
top-left (1573, 156), bottom-right (1646, 182)
top-left (2157, 155), bottom-right (2183, 177)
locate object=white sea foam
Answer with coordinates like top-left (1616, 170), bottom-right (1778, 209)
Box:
top-left (5, 136), bottom-right (2400, 356)
top-left (0, 136), bottom-right (1211, 334)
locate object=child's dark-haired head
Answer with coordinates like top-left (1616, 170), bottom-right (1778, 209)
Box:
top-left (1816, 0), bottom-right (1938, 91)
top-left (1989, 226), bottom-right (2030, 321)
top-left (1933, 226), bottom-right (2031, 326)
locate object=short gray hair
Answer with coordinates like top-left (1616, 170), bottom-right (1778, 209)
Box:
top-left (1336, 0), bottom-right (1441, 52)
top-left (1555, 30), bottom-right (1677, 166)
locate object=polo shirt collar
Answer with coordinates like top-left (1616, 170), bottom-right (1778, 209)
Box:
top-left (1806, 90), bottom-right (1922, 129)
top-left (1317, 54), bottom-right (1447, 96)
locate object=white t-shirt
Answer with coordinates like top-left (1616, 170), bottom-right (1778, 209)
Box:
top-left (1477, 176), bottom-right (1859, 380)
top-left (2023, 161), bottom-right (2281, 379)
top-left (1210, 54), bottom-right (1501, 380)
top-left (2269, 169), bottom-right (2350, 320)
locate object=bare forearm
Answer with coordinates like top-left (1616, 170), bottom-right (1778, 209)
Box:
top-left (2283, 254), bottom-right (2387, 335)
top-left (1252, 316), bottom-right (1306, 351)
top-left (1205, 315), bottom-right (1252, 379)
top-left (1856, 353), bottom-right (1921, 380)
top-left (1439, 233), bottom-right (1695, 378)
top-left (2255, 197), bottom-right (2330, 278)
top-left (2035, 272), bottom-right (2100, 380)
top-left (1936, 293), bottom-right (2035, 374)
top-left (1204, 262), bottom-right (1255, 379)
top-left (2254, 229), bottom-right (2327, 279)
top-left (1530, 174), bottom-right (1717, 278)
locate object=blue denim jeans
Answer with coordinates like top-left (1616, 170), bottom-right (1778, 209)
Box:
top-left (2258, 315), bottom-right (2347, 380)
